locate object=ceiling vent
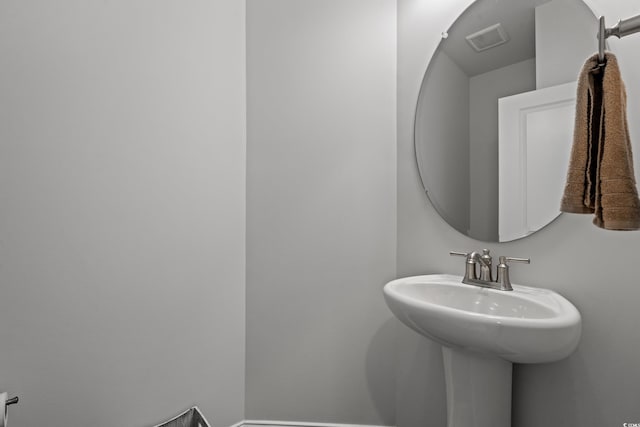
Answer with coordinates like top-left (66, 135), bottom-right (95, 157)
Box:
top-left (465, 23), bottom-right (509, 52)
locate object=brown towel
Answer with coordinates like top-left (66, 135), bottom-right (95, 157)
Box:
top-left (560, 52), bottom-right (640, 230)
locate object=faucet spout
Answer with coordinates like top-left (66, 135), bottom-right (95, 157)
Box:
top-left (478, 249), bottom-right (493, 282)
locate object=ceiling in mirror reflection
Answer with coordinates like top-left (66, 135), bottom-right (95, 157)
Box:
top-left (414, 0), bottom-right (598, 242)
top-left (442, 0), bottom-right (552, 76)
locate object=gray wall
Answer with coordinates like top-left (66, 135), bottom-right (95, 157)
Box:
top-left (0, 2), bottom-right (246, 427)
top-left (469, 58), bottom-right (536, 242)
top-left (398, 0), bottom-right (640, 426)
top-left (415, 51), bottom-right (470, 235)
top-left (246, 0), bottom-right (397, 424)
top-left (5, 1), bottom-right (639, 426)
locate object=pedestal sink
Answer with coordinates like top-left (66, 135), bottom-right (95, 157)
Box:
top-left (383, 274), bottom-right (581, 427)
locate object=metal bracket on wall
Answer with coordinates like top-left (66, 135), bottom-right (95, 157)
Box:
top-left (598, 13), bottom-right (640, 63)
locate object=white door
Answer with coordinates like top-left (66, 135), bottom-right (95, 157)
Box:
top-left (498, 81), bottom-right (576, 241)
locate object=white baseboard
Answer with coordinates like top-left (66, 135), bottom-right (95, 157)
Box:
top-left (237, 420), bottom-right (394, 427)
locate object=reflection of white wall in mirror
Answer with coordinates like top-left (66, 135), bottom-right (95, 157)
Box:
top-left (469, 59), bottom-right (536, 241)
top-left (498, 81), bottom-right (577, 241)
top-left (535, 0), bottom-right (597, 89)
top-left (416, 50), bottom-right (470, 233)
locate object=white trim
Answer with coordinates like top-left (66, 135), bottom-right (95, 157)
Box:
top-left (237, 420), bottom-right (394, 427)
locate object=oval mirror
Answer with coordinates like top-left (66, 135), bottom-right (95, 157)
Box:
top-left (415, 0), bottom-right (600, 242)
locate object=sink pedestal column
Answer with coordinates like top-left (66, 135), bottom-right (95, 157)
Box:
top-left (442, 347), bottom-right (512, 427)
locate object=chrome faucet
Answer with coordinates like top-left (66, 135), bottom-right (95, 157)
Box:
top-left (450, 249), bottom-right (530, 291)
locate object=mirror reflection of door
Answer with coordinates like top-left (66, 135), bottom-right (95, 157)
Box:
top-left (414, 0), bottom-right (598, 242)
top-left (498, 81), bottom-right (576, 241)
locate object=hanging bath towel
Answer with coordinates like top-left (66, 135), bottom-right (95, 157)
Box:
top-left (152, 407), bottom-right (211, 427)
top-left (560, 52), bottom-right (640, 229)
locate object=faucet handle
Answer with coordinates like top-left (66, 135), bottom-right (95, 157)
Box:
top-left (500, 256), bottom-right (530, 264)
top-left (450, 251), bottom-right (479, 281)
top-left (449, 251), bottom-right (469, 258)
top-left (496, 256), bottom-right (530, 290)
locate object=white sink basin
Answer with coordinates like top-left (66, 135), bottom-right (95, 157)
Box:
top-left (384, 274), bottom-right (581, 363)
top-left (385, 274), bottom-right (582, 427)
